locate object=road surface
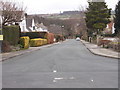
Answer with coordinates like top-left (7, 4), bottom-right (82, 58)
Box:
top-left (2, 39), bottom-right (118, 88)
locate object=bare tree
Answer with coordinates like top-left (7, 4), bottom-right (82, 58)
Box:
top-left (0, 0), bottom-right (26, 25)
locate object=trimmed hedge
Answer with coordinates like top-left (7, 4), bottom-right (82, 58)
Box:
top-left (103, 34), bottom-right (115, 37)
top-left (21, 32), bottom-right (47, 39)
top-left (20, 36), bottom-right (30, 49)
top-left (43, 39), bottom-right (47, 45)
top-left (0, 29), bottom-right (2, 35)
top-left (30, 38), bottom-right (47, 47)
top-left (3, 25), bottom-right (20, 45)
top-left (45, 33), bottom-right (54, 44)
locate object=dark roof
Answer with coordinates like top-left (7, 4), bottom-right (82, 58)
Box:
top-left (26, 18), bottom-right (33, 32)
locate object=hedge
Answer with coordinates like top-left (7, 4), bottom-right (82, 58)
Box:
top-left (43, 39), bottom-right (47, 45)
top-left (103, 34), bottom-right (115, 37)
top-left (21, 32), bottom-right (47, 39)
top-left (30, 38), bottom-right (47, 47)
top-left (3, 25), bottom-right (20, 45)
top-left (45, 33), bottom-right (54, 44)
top-left (20, 36), bottom-right (30, 49)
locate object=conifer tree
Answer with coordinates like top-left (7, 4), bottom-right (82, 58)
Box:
top-left (85, 1), bottom-right (111, 36)
top-left (114, 1), bottom-right (120, 36)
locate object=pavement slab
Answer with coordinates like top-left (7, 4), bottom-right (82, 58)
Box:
top-left (81, 40), bottom-right (120, 59)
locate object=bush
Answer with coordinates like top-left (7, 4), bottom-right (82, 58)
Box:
top-left (45, 33), bottom-right (54, 44)
top-left (3, 25), bottom-right (20, 45)
top-left (0, 29), bottom-right (2, 35)
top-left (30, 38), bottom-right (47, 47)
top-left (55, 34), bottom-right (63, 42)
top-left (1, 41), bottom-right (11, 52)
top-left (108, 41), bottom-right (120, 52)
top-left (98, 40), bottom-right (111, 48)
top-left (43, 39), bottom-right (48, 45)
top-left (103, 34), bottom-right (115, 37)
top-left (20, 36), bottom-right (30, 49)
top-left (21, 32), bottom-right (47, 39)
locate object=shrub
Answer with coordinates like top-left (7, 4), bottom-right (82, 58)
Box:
top-left (103, 34), bottom-right (115, 37)
top-left (45, 33), bottom-right (54, 44)
top-left (3, 25), bottom-right (20, 45)
top-left (43, 39), bottom-right (48, 45)
top-left (20, 36), bottom-right (30, 49)
top-left (108, 41), bottom-right (120, 52)
top-left (1, 41), bottom-right (11, 52)
top-left (98, 40), bottom-right (111, 48)
top-left (55, 34), bottom-right (63, 42)
top-left (21, 32), bottom-right (47, 39)
top-left (30, 38), bottom-right (47, 47)
top-left (0, 29), bottom-right (2, 35)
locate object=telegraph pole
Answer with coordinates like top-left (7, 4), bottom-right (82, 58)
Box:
top-left (0, 10), bottom-right (3, 53)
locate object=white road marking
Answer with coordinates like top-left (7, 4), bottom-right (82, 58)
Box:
top-left (54, 77), bottom-right (63, 80)
top-left (69, 77), bottom-right (75, 79)
top-left (91, 79), bottom-right (94, 82)
top-left (53, 80), bottom-right (57, 82)
top-left (53, 70), bottom-right (57, 73)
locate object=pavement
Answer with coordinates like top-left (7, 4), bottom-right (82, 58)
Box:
top-left (80, 39), bottom-right (120, 59)
top-left (0, 42), bottom-right (61, 61)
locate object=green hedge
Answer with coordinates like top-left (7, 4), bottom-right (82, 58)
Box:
top-left (20, 36), bottom-right (30, 49)
top-left (30, 38), bottom-right (47, 47)
top-left (0, 28), bottom-right (2, 35)
top-left (21, 32), bottom-right (47, 39)
top-left (3, 25), bottom-right (20, 45)
top-left (103, 34), bottom-right (115, 37)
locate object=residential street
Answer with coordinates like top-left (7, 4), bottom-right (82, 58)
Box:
top-left (2, 39), bottom-right (118, 88)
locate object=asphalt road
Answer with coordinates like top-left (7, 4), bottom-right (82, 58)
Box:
top-left (2, 39), bottom-right (118, 88)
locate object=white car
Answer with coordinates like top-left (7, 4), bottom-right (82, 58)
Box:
top-left (76, 37), bottom-right (80, 41)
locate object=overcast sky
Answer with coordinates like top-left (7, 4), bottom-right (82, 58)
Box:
top-left (15, 0), bottom-right (119, 14)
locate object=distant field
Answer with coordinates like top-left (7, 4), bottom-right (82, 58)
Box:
top-left (46, 14), bottom-right (81, 20)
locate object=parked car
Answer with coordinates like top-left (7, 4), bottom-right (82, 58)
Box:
top-left (76, 37), bottom-right (80, 41)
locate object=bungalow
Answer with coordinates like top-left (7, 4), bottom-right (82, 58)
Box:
top-left (19, 14), bottom-right (48, 32)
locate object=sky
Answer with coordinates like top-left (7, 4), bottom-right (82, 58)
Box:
top-left (13, 0), bottom-right (119, 14)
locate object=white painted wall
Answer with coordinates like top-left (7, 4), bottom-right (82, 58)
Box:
top-left (112, 23), bottom-right (115, 34)
top-left (19, 17), bottom-right (29, 32)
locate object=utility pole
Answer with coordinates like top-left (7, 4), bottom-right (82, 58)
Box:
top-left (0, 10), bottom-right (3, 53)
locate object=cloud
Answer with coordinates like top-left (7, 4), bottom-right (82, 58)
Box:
top-left (15, 0), bottom-right (118, 14)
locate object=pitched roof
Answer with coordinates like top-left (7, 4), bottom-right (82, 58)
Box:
top-left (26, 18), bottom-right (33, 32)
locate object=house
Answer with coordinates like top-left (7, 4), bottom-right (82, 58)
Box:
top-left (104, 11), bottom-right (115, 34)
top-left (35, 23), bottom-right (48, 32)
top-left (19, 14), bottom-right (48, 32)
top-left (104, 20), bottom-right (115, 34)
